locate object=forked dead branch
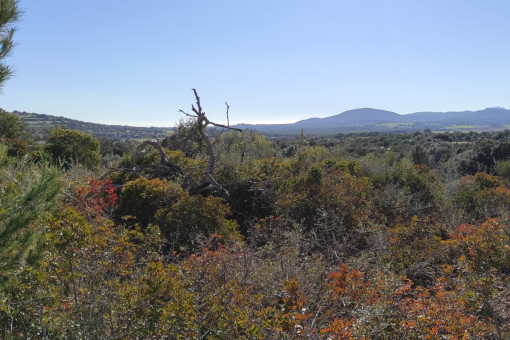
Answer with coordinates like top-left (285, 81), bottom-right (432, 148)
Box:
top-left (108, 89), bottom-right (243, 195)
top-left (179, 89), bottom-right (242, 182)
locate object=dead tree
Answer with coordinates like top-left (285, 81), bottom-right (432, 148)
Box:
top-left (106, 90), bottom-right (242, 195)
top-left (179, 89), bottom-right (242, 191)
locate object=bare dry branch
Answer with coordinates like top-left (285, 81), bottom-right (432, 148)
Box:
top-left (208, 121), bottom-right (242, 132)
top-left (178, 89), bottom-right (244, 194)
top-left (192, 88), bottom-right (203, 115)
top-left (179, 109), bottom-right (197, 118)
top-left (225, 102), bottom-right (230, 127)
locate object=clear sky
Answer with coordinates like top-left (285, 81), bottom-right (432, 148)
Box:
top-left (2, 1), bottom-right (510, 127)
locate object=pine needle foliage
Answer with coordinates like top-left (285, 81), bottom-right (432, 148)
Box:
top-left (0, 0), bottom-right (19, 92)
top-left (0, 145), bottom-right (61, 271)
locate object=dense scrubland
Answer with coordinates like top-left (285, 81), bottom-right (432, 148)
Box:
top-left (1, 107), bottom-right (510, 339)
top-left (2, 0), bottom-right (509, 337)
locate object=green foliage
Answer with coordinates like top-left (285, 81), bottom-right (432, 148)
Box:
top-left (496, 159), bottom-right (510, 179)
top-left (0, 109), bottom-right (26, 140)
top-left (162, 118), bottom-right (204, 157)
top-left (0, 145), bottom-right (61, 271)
top-left (99, 138), bottom-right (137, 166)
top-left (213, 130), bottom-right (275, 182)
top-left (0, 109), bottom-right (28, 157)
top-left (0, 0), bottom-right (19, 91)
top-left (111, 145), bottom-right (205, 185)
top-left (156, 193), bottom-right (240, 252)
top-left (163, 148), bottom-right (206, 183)
top-left (214, 131), bottom-right (274, 163)
top-left (275, 158), bottom-right (374, 260)
top-left (5, 126), bottom-right (510, 338)
top-left (45, 126), bottom-right (101, 169)
top-left (115, 177), bottom-right (182, 226)
top-left (290, 145), bottom-right (331, 170)
top-left (411, 143), bottom-right (429, 165)
top-left (116, 176), bottom-right (240, 252)
top-left (368, 156), bottom-right (443, 223)
top-left (15, 111), bottom-right (173, 141)
top-left (39, 208), bottom-right (173, 338)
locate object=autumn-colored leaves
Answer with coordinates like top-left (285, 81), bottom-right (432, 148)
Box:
top-left (2, 130), bottom-right (510, 338)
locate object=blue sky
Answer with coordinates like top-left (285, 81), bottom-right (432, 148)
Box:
top-left (2, 1), bottom-right (510, 126)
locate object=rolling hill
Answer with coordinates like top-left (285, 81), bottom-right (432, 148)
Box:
top-left (234, 107), bottom-right (510, 135)
top-left (12, 107), bottom-right (510, 139)
top-left (13, 111), bottom-right (174, 140)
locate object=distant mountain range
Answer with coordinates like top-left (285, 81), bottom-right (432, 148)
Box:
top-left (13, 107), bottom-right (510, 139)
top-left (234, 107), bottom-right (510, 136)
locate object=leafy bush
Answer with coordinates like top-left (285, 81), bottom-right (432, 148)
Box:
top-left (44, 126), bottom-right (101, 169)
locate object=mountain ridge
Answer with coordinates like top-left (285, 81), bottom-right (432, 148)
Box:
top-left (13, 107), bottom-right (510, 139)
top-left (233, 107), bottom-right (510, 135)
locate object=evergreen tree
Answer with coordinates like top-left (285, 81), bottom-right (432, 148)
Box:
top-left (0, 146), bottom-right (61, 271)
top-left (0, 0), bottom-right (19, 92)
